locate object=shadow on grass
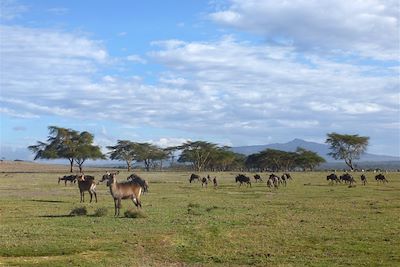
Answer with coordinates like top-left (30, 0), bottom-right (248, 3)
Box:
top-left (29, 199), bottom-right (67, 203)
top-left (39, 214), bottom-right (73, 218)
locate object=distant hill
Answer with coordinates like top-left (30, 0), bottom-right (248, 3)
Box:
top-left (231, 138), bottom-right (400, 162)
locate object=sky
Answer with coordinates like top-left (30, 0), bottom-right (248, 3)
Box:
top-left (0, 0), bottom-right (399, 161)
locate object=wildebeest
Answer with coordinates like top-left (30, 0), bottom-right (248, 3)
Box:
top-left (207, 174), bottom-right (212, 183)
top-left (360, 174), bottom-right (367, 185)
top-left (189, 173), bottom-right (200, 183)
top-left (213, 177), bottom-right (218, 188)
top-left (375, 173), bottom-right (388, 183)
top-left (327, 173), bottom-right (340, 184)
top-left (58, 175), bottom-right (77, 186)
top-left (105, 173), bottom-right (143, 217)
top-left (340, 173), bottom-right (355, 185)
top-left (280, 174), bottom-right (287, 187)
top-left (283, 173), bottom-right (292, 180)
top-left (235, 174), bottom-right (251, 187)
top-left (268, 174), bottom-right (279, 188)
top-left (127, 173), bottom-right (149, 193)
top-left (201, 177), bottom-right (208, 187)
top-left (254, 174), bottom-right (262, 182)
top-left (76, 174), bottom-right (97, 203)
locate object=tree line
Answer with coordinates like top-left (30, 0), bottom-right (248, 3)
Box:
top-left (29, 126), bottom-right (369, 172)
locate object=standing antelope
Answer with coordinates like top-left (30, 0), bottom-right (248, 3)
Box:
top-left (106, 173), bottom-right (143, 217)
top-left (77, 174), bottom-right (97, 203)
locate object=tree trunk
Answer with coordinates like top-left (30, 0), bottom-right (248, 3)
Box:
top-left (126, 160), bottom-right (131, 172)
top-left (69, 158), bottom-right (74, 173)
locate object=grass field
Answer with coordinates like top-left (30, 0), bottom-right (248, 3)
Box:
top-left (0, 164), bottom-right (399, 266)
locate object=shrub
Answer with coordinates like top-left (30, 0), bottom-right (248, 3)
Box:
top-left (124, 209), bottom-right (146, 218)
top-left (93, 207), bottom-right (108, 217)
top-left (69, 206), bottom-right (87, 216)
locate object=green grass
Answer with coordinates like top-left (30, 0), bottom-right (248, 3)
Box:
top-left (0, 171), bottom-right (399, 266)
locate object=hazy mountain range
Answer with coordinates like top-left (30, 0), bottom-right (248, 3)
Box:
top-left (231, 138), bottom-right (400, 162)
top-left (2, 139), bottom-right (398, 166)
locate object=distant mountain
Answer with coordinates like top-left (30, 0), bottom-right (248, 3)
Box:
top-left (231, 138), bottom-right (400, 162)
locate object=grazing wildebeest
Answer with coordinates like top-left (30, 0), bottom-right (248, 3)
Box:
top-left (76, 174), bottom-right (97, 203)
top-left (235, 174), bottom-right (251, 187)
top-left (280, 174), bottom-right (287, 187)
top-left (327, 173), bottom-right (340, 184)
top-left (105, 173), bottom-right (143, 217)
top-left (201, 177), bottom-right (208, 187)
top-left (283, 173), bottom-right (292, 180)
top-left (189, 173), bottom-right (200, 183)
top-left (375, 173), bottom-right (388, 183)
top-left (213, 177), bottom-right (218, 188)
top-left (58, 175), bottom-right (77, 186)
top-left (207, 174), bottom-right (212, 183)
top-left (266, 177), bottom-right (274, 188)
top-left (268, 174), bottom-right (279, 188)
top-left (254, 174), bottom-right (262, 182)
top-left (360, 174), bottom-right (367, 185)
top-left (127, 173), bottom-right (149, 193)
top-left (340, 173), bottom-right (355, 185)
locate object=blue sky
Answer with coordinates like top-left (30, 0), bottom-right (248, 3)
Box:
top-left (1, 0), bottom-right (399, 160)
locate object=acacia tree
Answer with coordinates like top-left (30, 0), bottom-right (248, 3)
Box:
top-left (74, 131), bottom-right (105, 172)
top-left (295, 147), bottom-right (326, 171)
top-left (107, 140), bottom-right (138, 171)
top-left (28, 126), bottom-right (104, 172)
top-left (177, 141), bottom-right (218, 172)
top-left (135, 143), bottom-right (168, 171)
top-left (207, 147), bottom-right (244, 171)
top-left (326, 132), bottom-right (369, 170)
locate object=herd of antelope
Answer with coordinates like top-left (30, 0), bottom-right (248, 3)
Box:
top-left (58, 171), bottom-right (147, 216)
top-left (326, 172), bottom-right (388, 186)
top-left (58, 170), bottom-right (389, 217)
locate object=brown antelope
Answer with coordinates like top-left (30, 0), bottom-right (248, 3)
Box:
top-left (76, 174), bottom-right (97, 203)
top-left (106, 173), bottom-right (143, 217)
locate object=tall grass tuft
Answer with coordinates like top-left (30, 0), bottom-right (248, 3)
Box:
top-left (93, 207), bottom-right (108, 217)
top-left (124, 209), bottom-right (147, 218)
top-left (69, 206), bottom-right (87, 216)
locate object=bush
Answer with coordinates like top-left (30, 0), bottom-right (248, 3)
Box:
top-left (69, 206), bottom-right (87, 216)
top-left (93, 207), bottom-right (108, 217)
top-left (124, 209), bottom-right (147, 218)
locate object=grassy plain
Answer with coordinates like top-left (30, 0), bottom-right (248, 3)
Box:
top-left (0, 162), bottom-right (399, 266)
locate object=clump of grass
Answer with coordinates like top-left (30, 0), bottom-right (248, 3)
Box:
top-left (187, 203), bottom-right (202, 215)
top-left (69, 206), bottom-right (87, 216)
top-left (124, 209), bottom-right (147, 218)
top-left (188, 203), bottom-right (200, 208)
top-left (93, 207), bottom-right (108, 217)
top-left (205, 206), bottom-right (219, 212)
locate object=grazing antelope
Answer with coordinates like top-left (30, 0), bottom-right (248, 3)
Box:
top-left (268, 174), bottom-right (279, 188)
top-left (235, 174), bottom-right (251, 187)
top-left (201, 177), bottom-right (208, 187)
top-left (375, 173), bottom-right (388, 183)
top-left (213, 177), bottom-right (218, 188)
top-left (77, 174), bottom-right (97, 203)
top-left (254, 174), bottom-right (262, 182)
top-left (106, 173), bottom-right (143, 217)
top-left (360, 174), bottom-right (367, 185)
top-left (189, 173), bottom-right (200, 183)
top-left (58, 175), bottom-right (77, 186)
top-left (327, 173), bottom-right (340, 184)
top-left (127, 173), bottom-right (149, 194)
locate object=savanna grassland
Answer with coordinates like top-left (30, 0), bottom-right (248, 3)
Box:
top-left (0, 162), bottom-right (399, 266)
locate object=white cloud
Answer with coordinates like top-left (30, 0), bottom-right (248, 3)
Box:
top-left (126, 54), bottom-right (147, 64)
top-left (1, 16), bottom-right (398, 156)
top-left (210, 0), bottom-right (400, 60)
top-left (148, 137), bottom-right (189, 148)
top-left (0, 0), bottom-right (28, 20)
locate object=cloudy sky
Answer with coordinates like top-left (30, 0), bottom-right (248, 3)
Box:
top-left (1, 0), bottom-right (399, 160)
